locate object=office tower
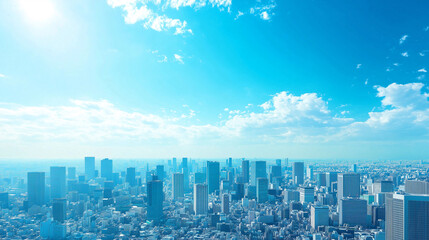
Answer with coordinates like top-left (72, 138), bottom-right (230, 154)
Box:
top-left (84, 156), bottom-right (95, 180)
top-left (50, 167), bottom-right (66, 199)
top-left (172, 173), bottom-right (184, 200)
top-left (338, 173), bottom-right (360, 200)
top-left (100, 158), bottom-right (113, 181)
top-left (250, 161), bottom-right (267, 186)
top-left (126, 167), bottom-right (136, 187)
top-left (67, 167), bottom-right (76, 180)
top-left (276, 159), bottom-right (282, 166)
top-left (52, 198), bottom-right (67, 223)
top-left (195, 172), bottom-right (206, 184)
top-left (242, 160), bottom-right (250, 183)
top-left (404, 179), bottom-right (429, 194)
top-left (28, 172), bottom-right (45, 206)
top-left (372, 180), bottom-right (393, 194)
top-left (0, 192), bottom-right (8, 209)
top-left (221, 193), bottom-right (230, 214)
top-left (306, 165), bottom-right (314, 181)
top-left (311, 205), bottom-right (329, 229)
top-left (326, 172), bottom-right (338, 191)
top-left (194, 184), bottom-right (208, 215)
top-left (352, 163), bottom-right (358, 173)
top-left (227, 157), bottom-right (232, 168)
top-left (147, 180), bottom-right (163, 221)
top-left (182, 158), bottom-right (189, 192)
top-left (172, 157), bottom-right (177, 172)
top-left (284, 189), bottom-right (300, 202)
top-left (299, 187), bottom-right (315, 203)
top-left (293, 162), bottom-right (304, 185)
top-left (207, 161), bottom-right (220, 194)
top-left (270, 165), bottom-right (282, 183)
top-left (156, 165), bottom-right (165, 182)
top-left (386, 193), bottom-right (429, 240)
top-left (339, 198), bottom-right (366, 226)
top-left (257, 178), bottom-right (268, 203)
top-left (317, 173), bottom-right (327, 187)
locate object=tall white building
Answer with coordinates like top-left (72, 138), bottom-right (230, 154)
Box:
top-left (194, 184), bottom-right (208, 215)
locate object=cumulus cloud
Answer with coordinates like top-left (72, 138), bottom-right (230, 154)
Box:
top-left (1, 83), bottom-right (427, 146)
top-left (0, 73), bottom-right (6, 78)
top-left (399, 35), bottom-right (408, 44)
top-left (401, 52), bottom-right (409, 57)
top-left (174, 54), bottom-right (184, 64)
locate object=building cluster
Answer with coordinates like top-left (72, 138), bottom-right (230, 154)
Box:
top-left (0, 157), bottom-right (428, 239)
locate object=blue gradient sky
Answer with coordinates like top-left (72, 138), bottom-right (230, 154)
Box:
top-left (0, 0), bottom-right (428, 160)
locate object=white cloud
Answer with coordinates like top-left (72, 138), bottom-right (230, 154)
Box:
top-left (107, 0), bottom-right (271, 34)
top-left (250, 0), bottom-right (276, 21)
top-left (417, 68), bottom-right (427, 73)
top-left (365, 79), bottom-right (368, 85)
top-left (401, 52), bottom-right (409, 57)
top-left (356, 64), bottom-right (361, 69)
top-left (158, 55), bottom-right (168, 63)
top-left (399, 34), bottom-right (408, 44)
top-left (174, 54), bottom-right (184, 64)
top-left (234, 11), bottom-right (244, 20)
top-left (0, 74), bottom-right (6, 78)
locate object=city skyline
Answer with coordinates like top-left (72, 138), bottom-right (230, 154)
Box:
top-left (0, 0), bottom-right (429, 159)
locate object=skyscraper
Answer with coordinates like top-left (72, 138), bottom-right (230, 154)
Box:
top-left (326, 172), bottom-right (338, 191)
top-left (299, 187), bottom-right (315, 203)
top-left (194, 183), bottom-right (208, 215)
top-left (293, 162), bottom-right (304, 185)
top-left (126, 167), bottom-right (136, 187)
top-left (67, 167), bottom-right (76, 180)
top-left (404, 179), bottom-right (429, 194)
top-left (50, 167), bottom-right (66, 199)
top-left (156, 165), bottom-right (165, 182)
top-left (251, 161), bottom-right (266, 186)
top-left (338, 173), bottom-right (360, 200)
top-left (28, 172), bottom-right (45, 206)
top-left (84, 156), bottom-right (95, 180)
top-left (221, 193), bottom-right (230, 214)
top-left (172, 157), bottom-right (177, 172)
top-left (339, 198), bottom-right (366, 227)
top-left (270, 165), bottom-right (282, 183)
top-left (147, 180), bottom-right (163, 221)
top-left (317, 173), bottom-right (327, 187)
top-left (386, 193), bottom-right (429, 240)
top-left (172, 173), bottom-right (184, 200)
top-left (182, 158), bottom-right (189, 192)
top-left (256, 178), bottom-right (268, 203)
top-left (207, 161), bottom-right (220, 194)
top-left (311, 205), bottom-right (329, 229)
top-left (52, 198), bottom-right (67, 223)
top-left (242, 160), bottom-right (250, 183)
top-left (100, 158), bottom-right (113, 181)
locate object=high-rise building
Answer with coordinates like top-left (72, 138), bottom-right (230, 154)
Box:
top-left (317, 173), bottom-right (327, 187)
top-left (352, 163), bottom-right (358, 173)
top-left (84, 156), bottom-right (95, 180)
top-left (270, 165), bottom-right (282, 183)
top-left (251, 161), bottom-right (266, 186)
top-left (326, 172), bottom-right (338, 191)
top-left (172, 173), bottom-right (184, 200)
top-left (227, 157), bottom-right (232, 168)
top-left (50, 167), bottom-right (66, 199)
top-left (306, 165), bottom-right (314, 181)
top-left (100, 158), bottom-right (113, 181)
top-left (404, 179), bottom-right (429, 194)
top-left (300, 187), bottom-right (315, 203)
top-left (338, 173), bottom-right (360, 200)
top-left (52, 198), bottom-right (67, 223)
top-left (126, 167), bottom-right (136, 187)
top-left (283, 189), bottom-right (300, 203)
top-left (195, 172), bottom-right (206, 184)
top-left (194, 183), bottom-right (208, 215)
top-left (257, 178), bottom-right (268, 203)
top-left (207, 161), bottom-right (220, 194)
top-left (28, 172), bottom-right (45, 206)
top-left (386, 193), bottom-right (429, 240)
top-left (293, 162), bottom-right (304, 185)
top-left (67, 167), bottom-right (76, 180)
top-left (221, 193), bottom-right (230, 214)
top-left (0, 192), bottom-right (9, 209)
top-left (242, 160), bottom-right (250, 183)
top-left (172, 157), bottom-right (177, 172)
top-left (372, 180), bottom-right (393, 194)
top-left (147, 180), bottom-right (163, 221)
top-left (276, 159), bottom-right (282, 167)
top-left (182, 158), bottom-right (189, 192)
top-left (311, 205), bottom-right (329, 229)
top-left (156, 165), bottom-right (165, 182)
top-left (339, 198), bottom-right (366, 226)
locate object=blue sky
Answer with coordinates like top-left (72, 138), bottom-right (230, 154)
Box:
top-left (0, 0), bottom-right (428, 160)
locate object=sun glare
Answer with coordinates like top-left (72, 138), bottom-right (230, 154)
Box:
top-left (18, 0), bottom-right (57, 24)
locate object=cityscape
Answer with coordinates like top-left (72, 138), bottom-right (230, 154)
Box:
top-left (1, 0), bottom-right (429, 239)
top-left (0, 157), bottom-right (428, 239)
